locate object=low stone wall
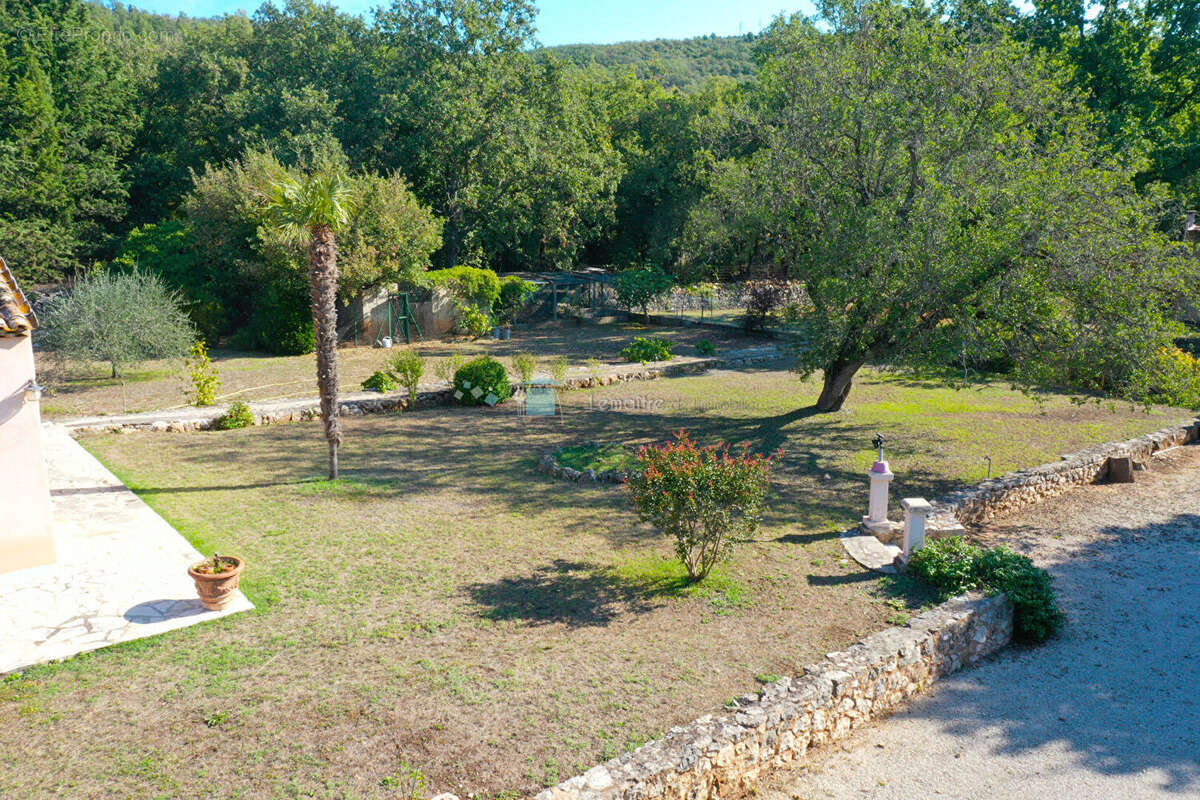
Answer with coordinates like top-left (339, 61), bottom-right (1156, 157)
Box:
top-left (65, 390), bottom-right (454, 434)
top-left (62, 347), bottom-right (782, 435)
top-left (555, 349), bottom-right (780, 391)
top-left (535, 592), bottom-right (1012, 800)
top-left (574, 308), bottom-right (796, 342)
top-left (536, 444), bottom-right (634, 485)
top-left (933, 418), bottom-right (1200, 525)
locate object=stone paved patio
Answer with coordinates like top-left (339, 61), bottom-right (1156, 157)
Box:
top-left (0, 424), bottom-right (252, 674)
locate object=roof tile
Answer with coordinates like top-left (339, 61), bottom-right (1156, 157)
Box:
top-left (0, 257), bottom-right (36, 336)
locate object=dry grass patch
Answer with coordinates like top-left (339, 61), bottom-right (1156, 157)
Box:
top-left (0, 366), bottom-right (1188, 799)
top-left (35, 319), bottom-right (763, 419)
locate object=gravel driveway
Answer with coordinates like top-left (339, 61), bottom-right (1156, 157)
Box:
top-left (765, 443), bottom-right (1200, 800)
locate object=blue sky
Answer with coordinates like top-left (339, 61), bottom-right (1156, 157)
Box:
top-left (120, 0), bottom-right (813, 45)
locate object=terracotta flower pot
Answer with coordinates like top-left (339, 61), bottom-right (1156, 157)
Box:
top-left (188, 555), bottom-right (245, 611)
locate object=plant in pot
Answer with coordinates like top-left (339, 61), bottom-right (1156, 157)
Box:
top-left (188, 553), bottom-right (245, 611)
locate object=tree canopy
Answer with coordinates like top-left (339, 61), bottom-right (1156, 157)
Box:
top-left (3, 0), bottom-right (1197, 407)
top-left (689, 0), bottom-right (1196, 410)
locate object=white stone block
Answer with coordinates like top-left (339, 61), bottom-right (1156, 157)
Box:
top-left (901, 497), bottom-right (933, 560)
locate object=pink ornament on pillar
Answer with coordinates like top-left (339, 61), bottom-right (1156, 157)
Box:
top-left (862, 459), bottom-right (895, 536)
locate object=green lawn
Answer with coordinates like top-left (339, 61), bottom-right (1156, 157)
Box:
top-left (554, 443), bottom-right (637, 473)
top-left (0, 365), bottom-right (1187, 799)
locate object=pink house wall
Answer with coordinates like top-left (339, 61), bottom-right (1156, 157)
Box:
top-left (0, 334), bottom-right (55, 572)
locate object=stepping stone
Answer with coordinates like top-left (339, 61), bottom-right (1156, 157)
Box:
top-left (840, 529), bottom-right (902, 574)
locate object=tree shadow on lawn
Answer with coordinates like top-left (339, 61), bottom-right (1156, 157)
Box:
top-left (464, 554), bottom-right (760, 627)
top-left (109, 393), bottom-right (970, 543)
top-left (465, 559), bottom-right (660, 627)
top-left (897, 512), bottom-right (1200, 794)
top-left (807, 568), bottom-right (936, 611)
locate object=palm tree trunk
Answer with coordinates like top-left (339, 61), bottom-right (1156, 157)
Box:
top-left (309, 223), bottom-right (342, 480)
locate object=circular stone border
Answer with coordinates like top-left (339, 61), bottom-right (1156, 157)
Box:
top-left (536, 442), bottom-right (638, 485)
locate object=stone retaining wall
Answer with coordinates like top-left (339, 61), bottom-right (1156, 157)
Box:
top-left (932, 418), bottom-right (1200, 525)
top-left (574, 308), bottom-right (796, 341)
top-left (63, 349), bottom-right (781, 435)
top-left (65, 390), bottom-right (454, 434)
top-left (535, 592), bottom-right (1012, 800)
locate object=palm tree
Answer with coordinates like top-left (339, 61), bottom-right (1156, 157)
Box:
top-left (258, 161), bottom-right (355, 479)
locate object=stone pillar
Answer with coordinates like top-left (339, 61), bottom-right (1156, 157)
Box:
top-left (860, 461), bottom-right (894, 536)
top-left (901, 497), bottom-right (933, 561)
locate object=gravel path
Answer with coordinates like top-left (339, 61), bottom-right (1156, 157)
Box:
top-left (766, 444), bottom-right (1200, 800)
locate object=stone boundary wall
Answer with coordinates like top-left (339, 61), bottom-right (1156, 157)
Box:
top-left (62, 349), bottom-right (782, 435)
top-left (572, 308), bottom-right (796, 342)
top-left (533, 593), bottom-right (1012, 800)
top-left (932, 417), bottom-right (1200, 526)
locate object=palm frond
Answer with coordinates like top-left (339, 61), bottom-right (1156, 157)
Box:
top-left (257, 161), bottom-right (357, 236)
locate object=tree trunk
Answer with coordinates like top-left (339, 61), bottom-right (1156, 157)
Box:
top-left (442, 221), bottom-right (461, 268)
top-left (815, 360), bottom-right (863, 413)
top-left (309, 224), bottom-right (342, 480)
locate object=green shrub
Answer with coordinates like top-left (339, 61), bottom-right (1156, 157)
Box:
top-left (456, 304), bottom-right (492, 338)
top-left (425, 266), bottom-right (502, 337)
top-left (361, 370), bottom-right (398, 393)
top-left (213, 399), bottom-right (254, 430)
top-left (248, 296), bottom-right (314, 355)
top-left (906, 536), bottom-right (983, 597)
top-left (510, 352), bottom-right (537, 385)
top-left (185, 340), bottom-right (221, 406)
top-left (974, 546), bottom-right (1065, 642)
top-left (547, 354), bottom-right (569, 384)
top-left (493, 276), bottom-right (538, 324)
top-left (39, 268), bottom-right (195, 378)
top-left (241, 275), bottom-right (314, 355)
top-left (432, 354), bottom-right (466, 385)
top-left (424, 266), bottom-right (501, 309)
top-left (908, 537), bottom-right (1063, 642)
top-left (696, 339), bottom-right (716, 356)
top-left (453, 356), bottom-right (511, 406)
top-left (629, 432), bottom-right (775, 581)
top-left (620, 336), bottom-right (673, 363)
top-left (614, 266), bottom-right (673, 317)
top-left (269, 316), bottom-right (316, 355)
top-left (1147, 347), bottom-right (1200, 409)
top-left (387, 349), bottom-right (424, 402)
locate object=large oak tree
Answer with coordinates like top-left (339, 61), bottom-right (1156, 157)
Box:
top-left (690, 0), bottom-right (1195, 412)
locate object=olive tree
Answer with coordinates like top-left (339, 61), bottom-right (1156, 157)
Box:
top-left (40, 268), bottom-right (195, 378)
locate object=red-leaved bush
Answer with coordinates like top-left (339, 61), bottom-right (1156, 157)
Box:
top-left (629, 431), bottom-right (777, 581)
top-left (741, 280), bottom-right (803, 330)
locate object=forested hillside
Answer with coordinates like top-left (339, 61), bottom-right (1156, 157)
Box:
top-left (2, 0), bottom-right (1198, 404)
top-left (544, 34), bottom-right (758, 92)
